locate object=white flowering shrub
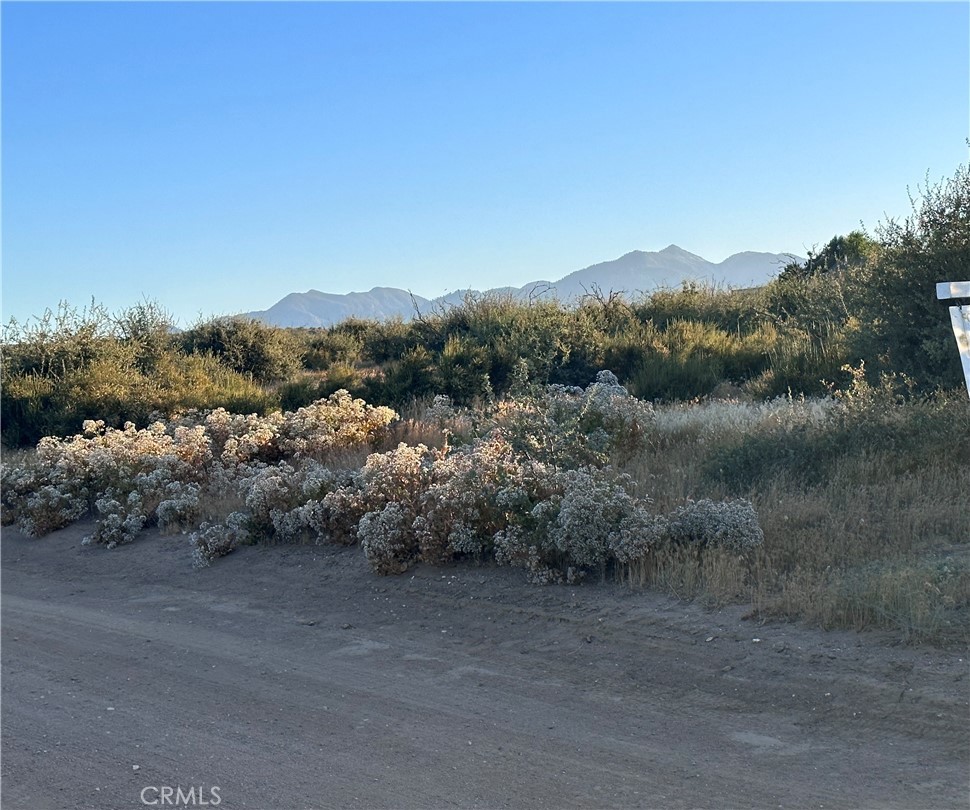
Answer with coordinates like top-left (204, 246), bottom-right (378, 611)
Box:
top-left (492, 465), bottom-right (668, 584)
top-left (666, 498), bottom-right (765, 552)
top-left (266, 463), bottom-right (358, 544)
top-left (190, 512), bottom-right (250, 567)
top-left (18, 419), bottom-right (210, 544)
top-left (242, 462), bottom-right (300, 534)
top-left (411, 434), bottom-right (525, 563)
top-left (182, 390), bottom-right (396, 464)
top-left (608, 508), bottom-right (671, 564)
top-left (488, 370), bottom-right (655, 466)
top-left (85, 492), bottom-right (147, 548)
top-left (278, 391), bottom-right (397, 459)
top-left (3, 394), bottom-right (398, 548)
top-left (321, 443), bottom-right (439, 554)
top-left (327, 435), bottom-right (683, 581)
top-left (206, 409), bottom-right (284, 463)
top-left (16, 484), bottom-right (89, 537)
top-left (426, 394), bottom-right (455, 426)
top-left (3, 378), bottom-right (764, 585)
top-left (358, 502), bottom-right (415, 575)
top-left (156, 481), bottom-right (203, 533)
top-left (1, 460), bottom-right (47, 526)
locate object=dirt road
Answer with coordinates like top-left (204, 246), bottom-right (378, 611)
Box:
top-left (2, 523), bottom-right (967, 809)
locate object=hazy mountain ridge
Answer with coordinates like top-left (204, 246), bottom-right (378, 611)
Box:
top-left (247, 246), bottom-right (802, 328)
top-left (252, 287), bottom-right (432, 329)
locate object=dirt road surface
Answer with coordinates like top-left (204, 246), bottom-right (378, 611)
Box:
top-left (2, 523), bottom-right (967, 810)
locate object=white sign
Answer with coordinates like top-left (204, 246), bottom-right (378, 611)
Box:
top-left (937, 281), bottom-right (970, 398)
top-left (937, 281), bottom-right (970, 300)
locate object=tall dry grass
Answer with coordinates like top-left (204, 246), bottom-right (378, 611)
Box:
top-left (618, 395), bottom-right (970, 645)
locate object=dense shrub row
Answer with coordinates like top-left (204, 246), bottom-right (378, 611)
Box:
top-left (1, 377), bottom-right (764, 583)
top-left (1, 302), bottom-right (278, 447)
top-left (2, 164), bottom-right (967, 449)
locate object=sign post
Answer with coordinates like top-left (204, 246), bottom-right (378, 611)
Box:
top-left (936, 281), bottom-right (970, 399)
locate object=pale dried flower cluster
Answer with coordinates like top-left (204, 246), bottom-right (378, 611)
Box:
top-left (486, 370), bottom-right (655, 466)
top-left (2, 375), bottom-right (765, 580)
top-left (190, 512), bottom-right (250, 567)
top-left (666, 498), bottom-right (765, 552)
top-left (1, 392), bottom-right (396, 554)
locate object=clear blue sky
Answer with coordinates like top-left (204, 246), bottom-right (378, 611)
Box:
top-left (3, 1), bottom-right (968, 326)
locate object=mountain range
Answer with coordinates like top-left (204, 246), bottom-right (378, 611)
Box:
top-left (246, 245), bottom-right (802, 328)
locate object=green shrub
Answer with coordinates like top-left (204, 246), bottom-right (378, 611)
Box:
top-left (373, 345), bottom-right (438, 405)
top-left (299, 328), bottom-right (365, 371)
top-left (1, 347), bottom-right (277, 448)
top-left (180, 316), bottom-right (302, 383)
top-left (435, 334), bottom-right (492, 403)
top-left (849, 166), bottom-right (970, 391)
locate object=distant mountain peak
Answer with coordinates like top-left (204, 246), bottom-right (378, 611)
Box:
top-left (246, 246), bottom-right (804, 328)
top-left (659, 244), bottom-right (706, 260)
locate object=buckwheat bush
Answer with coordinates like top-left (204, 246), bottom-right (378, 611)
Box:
top-left (86, 492), bottom-right (147, 548)
top-left (267, 463), bottom-right (359, 544)
top-left (4, 392), bottom-right (399, 549)
top-left (571, 370), bottom-right (655, 451)
top-left (492, 526), bottom-right (566, 585)
top-left (185, 390), bottom-right (396, 464)
top-left (358, 502), bottom-right (415, 575)
top-left (426, 394), bottom-right (456, 426)
top-left (279, 390), bottom-right (397, 459)
top-left (0, 459), bottom-right (47, 527)
top-left (489, 370), bottom-right (654, 466)
top-left (412, 433), bottom-right (524, 563)
top-left (608, 508), bottom-right (671, 564)
top-left (16, 483), bottom-right (89, 537)
top-left (190, 512), bottom-right (250, 567)
top-left (314, 434), bottom-right (523, 572)
top-left (322, 443), bottom-right (439, 551)
top-left (208, 409), bottom-right (287, 463)
top-left (156, 481), bottom-right (203, 533)
top-left (666, 498), bottom-right (764, 552)
top-left (493, 465), bottom-right (666, 583)
top-left (241, 462), bottom-right (301, 536)
top-left (233, 459), bottom-right (360, 543)
top-left (308, 383), bottom-right (758, 582)
top-left (24, 419), bottom-right (213, 546)
top-left (4, 381), bottom-right (767, 592)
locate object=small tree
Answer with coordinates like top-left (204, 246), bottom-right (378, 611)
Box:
top-left (850, 164), bottom-right (970, 391)
top-left (114, 299), bottom-right (176, 374)
top-left (777, 231), bottom-right (878, 283)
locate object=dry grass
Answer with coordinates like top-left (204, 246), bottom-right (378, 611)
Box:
top-left (618, 546), bottom-right (750, 607)
top-left (619, 396), bottom-right (970, 645)
top-left (749, 464), bottom-right (970, 644)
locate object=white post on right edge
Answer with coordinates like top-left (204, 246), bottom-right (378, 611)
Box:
top-left (936, 281), bottom-right (970, 399)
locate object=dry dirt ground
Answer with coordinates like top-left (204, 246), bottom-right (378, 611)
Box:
top-left (2, 522), bottom-right (967, 810)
